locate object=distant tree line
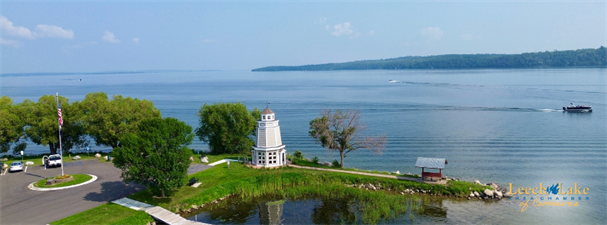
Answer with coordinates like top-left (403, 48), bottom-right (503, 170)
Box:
top-left (252, 47), bottom-right (607, 71)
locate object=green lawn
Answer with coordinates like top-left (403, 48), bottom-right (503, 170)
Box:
top-left (292, 158), bottom-right (421, 178)
top-left (52, 156), bottom-right (490, 224)
top-left (50, 203), bottom-right (153, 225)
top-left (34, 174), bottom-right (93, 188)
top-left (129, 162), bottom-right (488, 212)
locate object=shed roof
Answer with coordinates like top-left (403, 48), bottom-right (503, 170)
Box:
top-left (261, 107), bottom-right (274, 114)
top-left (415, 157), bottom-right (447, 169)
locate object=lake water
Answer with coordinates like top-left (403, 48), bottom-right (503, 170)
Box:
top-left (1, 68), bottom-right (606, 224)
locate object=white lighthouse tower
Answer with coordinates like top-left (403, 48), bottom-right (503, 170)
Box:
top-left (252, 107), bottom-right (287, 167)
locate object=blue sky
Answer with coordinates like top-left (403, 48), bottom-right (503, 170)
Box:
top-left (1, 1), bottom-right (605, 73)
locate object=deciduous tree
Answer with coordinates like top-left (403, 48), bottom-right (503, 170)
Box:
top-left (78, 92), bottom-right (161, 149)
top-left (309, 109), bottom-right (386, 168)
top-left (113, 117), bottom-right (193, 198)
top-left (195, 102), bottom-right (260, 154)
top-left (0, 96), bottom-right (27, 154)
top-left (20, 95), bottom-right (88, 154)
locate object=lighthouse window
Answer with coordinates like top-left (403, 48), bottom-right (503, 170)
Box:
top-left (263, 116), bottom-right (266, 119)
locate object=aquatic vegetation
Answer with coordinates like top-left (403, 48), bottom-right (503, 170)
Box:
top-left (189, 185), bottom-right (431, 224)
top-left (183, 171), bottom-right (455, 224)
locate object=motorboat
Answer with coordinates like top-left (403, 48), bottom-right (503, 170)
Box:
top-left (563, 103), bottom-right (592, 112)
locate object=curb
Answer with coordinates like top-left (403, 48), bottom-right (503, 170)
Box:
top-left (28, 174), bottom-right (98, 191)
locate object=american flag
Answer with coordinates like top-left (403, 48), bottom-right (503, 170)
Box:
top-left (58, 101), bottom-right (63, 128)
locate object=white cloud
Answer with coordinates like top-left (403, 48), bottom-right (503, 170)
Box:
top-left (132, 37), bottom-right (140, 44)
top-left (331, 22), bottom-right (354, 37)
top-left (35, 24), bottom-right (74, 39)
top-left (102, 31), bottom-right (120, 43)
top-left (368, 30), bottom-right (375, 36)
top-left (0, 16), bottom-right (36, 39)
top-left (0, 16), bottom-right (74, 40)
top-left (0, 37), bottom-right (22, 48)
top-left (420, 27), bottom-right (443, 40)
top-left (460, 34), bottom-right (481, 41)
top-left (202, 39), bottom-right (216, 43)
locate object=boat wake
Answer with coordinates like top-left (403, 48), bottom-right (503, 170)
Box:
top-left (538, 109), bottom-right (562, 112)
top-left (409, 105), bottom-right (565, 113)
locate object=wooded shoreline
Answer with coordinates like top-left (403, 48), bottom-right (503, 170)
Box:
top-left (253, 47), bottom-right (606, 71)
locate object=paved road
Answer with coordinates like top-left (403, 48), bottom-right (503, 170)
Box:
top-left (0, 160), bottom-right (144, 225)
top-left (187, 164), bottom-right (212, 175)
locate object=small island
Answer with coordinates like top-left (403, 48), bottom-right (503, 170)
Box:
top-left (252, 47), bottom-right (606, 71)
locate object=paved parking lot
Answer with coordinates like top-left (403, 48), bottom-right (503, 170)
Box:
top-left (0, 160), bottom-right (144, 225)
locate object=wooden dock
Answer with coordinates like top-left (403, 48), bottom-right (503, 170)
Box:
top-left (145, 206), bottom-right (210, 225)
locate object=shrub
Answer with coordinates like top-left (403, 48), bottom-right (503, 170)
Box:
top-left (332, 160), bottom-right (340, 167)
top-left (312, 156), bottom-right (319, 164)
top-left (286, 153), bottom-right (293, 161)
top-left (294, 150), bottom-right (303, 160)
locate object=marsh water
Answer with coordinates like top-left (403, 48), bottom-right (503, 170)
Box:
top-left (2, 68), bottom-right (606, 224)
top-left (182, 195), bottom-right (455, 224)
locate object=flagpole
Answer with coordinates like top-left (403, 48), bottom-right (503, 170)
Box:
top-left (56, 92), bottom-right (64, 176)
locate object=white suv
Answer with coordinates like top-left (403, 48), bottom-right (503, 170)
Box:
top-left (46, 154), bottom-right (63, 167)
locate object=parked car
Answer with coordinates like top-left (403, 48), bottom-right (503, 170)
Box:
top-left (46, 154), bottom-right (63, 167)
top-left (9, 161), bottom-right (24, 172)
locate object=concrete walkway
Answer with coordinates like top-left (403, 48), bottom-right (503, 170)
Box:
top-left (207, 159), bottom-right (239, 166)
top-left (288, 164), bottom-right (447, 184)
top-left (146, 206), bottom-right (209, 225)
top-left (112, 197), bottom-right (209, 225)
top-left (112, 197), bottom-right (154, 211)
top-left (187, 164), bottom-right (212, 175)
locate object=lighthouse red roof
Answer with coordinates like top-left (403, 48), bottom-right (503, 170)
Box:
top-left (261, 107), bottom-right (274, 114)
